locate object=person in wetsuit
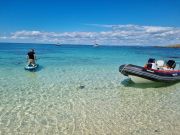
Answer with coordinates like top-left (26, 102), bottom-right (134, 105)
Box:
top-left (27, 49), bottom-right (36, 66)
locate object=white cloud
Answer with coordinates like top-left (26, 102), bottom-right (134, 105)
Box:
top-left (0, 36), bottom-right (8, 39)
top-left (1, 24), bottom-right (180, 46)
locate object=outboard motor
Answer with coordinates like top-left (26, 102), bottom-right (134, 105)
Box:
top-left (166, 60), bottom-right (176, 69)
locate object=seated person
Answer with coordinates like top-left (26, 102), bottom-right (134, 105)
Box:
top-left (151, 62), bottom-right (157, 70)
top-left (145, 58), bottom-right (157, 70)
top-left (147, 58), bottom-right (155, 64)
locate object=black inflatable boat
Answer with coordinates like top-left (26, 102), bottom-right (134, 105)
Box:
top-left (119, 59), bottom-right (180, 83)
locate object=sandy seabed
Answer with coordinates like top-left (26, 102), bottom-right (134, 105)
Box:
top-left (0, 66), bottom-right (180, 135)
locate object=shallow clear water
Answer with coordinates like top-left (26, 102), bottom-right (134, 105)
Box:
top-left (0, 43), bottom-right (180, 135)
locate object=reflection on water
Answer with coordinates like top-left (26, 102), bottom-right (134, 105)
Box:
top-left (121, 78), bottom-right (177, 88)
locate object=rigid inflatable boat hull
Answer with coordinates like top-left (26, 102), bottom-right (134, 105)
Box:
top-left (119, 64), bottom-right (180, 83)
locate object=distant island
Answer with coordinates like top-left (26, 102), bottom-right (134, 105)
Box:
top-left (154, 44), bottom-right (180, 48)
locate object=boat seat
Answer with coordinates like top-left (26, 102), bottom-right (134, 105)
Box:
top-left (156, 60), bottom-right (165, 69)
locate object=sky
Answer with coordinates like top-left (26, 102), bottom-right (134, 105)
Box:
top-left (0, 0), bottom-right (180, 46)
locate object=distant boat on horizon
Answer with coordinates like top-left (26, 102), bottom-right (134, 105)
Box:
top-left (93, 38), bottom-right (100, 47)
top-left (93, 39), bottom-right (100, 47)
top-left (55, 42), bottom-right (62, 46)
top-left (93, 43), bottom-right (100, 47)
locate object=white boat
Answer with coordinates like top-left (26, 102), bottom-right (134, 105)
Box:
top-left (93, 43), bottom-right (99, 47)
top-left (56, 43), bottom-right (61, 46)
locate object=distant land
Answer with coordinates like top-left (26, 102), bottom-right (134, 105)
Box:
top-left (154, 44), bottom-right (180, 48)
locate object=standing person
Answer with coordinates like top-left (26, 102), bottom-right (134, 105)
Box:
top-left (27, 49), bottom-right (36, 66)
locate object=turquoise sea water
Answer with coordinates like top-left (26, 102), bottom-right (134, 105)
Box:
top-left (0, 43), bottom-right (180, 135)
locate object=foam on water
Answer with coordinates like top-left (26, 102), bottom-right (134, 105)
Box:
top-left (0, 43), bottom-right (180, 134)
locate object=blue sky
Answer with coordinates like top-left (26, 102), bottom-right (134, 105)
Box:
top-left (0, 0), bottom-right (180, 45)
